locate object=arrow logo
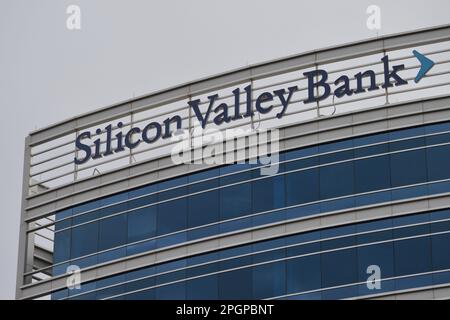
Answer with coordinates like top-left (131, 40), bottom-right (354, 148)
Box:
top-left (413, 50), bottom-right (434, 83)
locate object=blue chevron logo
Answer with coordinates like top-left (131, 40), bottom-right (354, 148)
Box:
top-left (413, 50), bottom-right (435, 83)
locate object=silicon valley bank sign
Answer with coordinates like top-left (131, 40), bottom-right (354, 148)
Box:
top-left (74, 50), bottom-right (434, 165)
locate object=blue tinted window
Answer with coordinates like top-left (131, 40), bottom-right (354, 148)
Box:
top-left (357, 242), bottom-right (394, 282)
top-left (426, 132), bottom-right (450, 145)
top-left (220, 169), bottom-right (252, 185)
top-left (220, 182), bottom-right (252, 219)
top-left (98, 214), bottom-right (127, 251)
top-left (253, 262), bottom-right (286, 299)
top-left (394, 237), bottom-right (432, 276)
top-left (127, 207), bottom-right (157, 243)
top-left (321, 236), bottom-right (356, 251)
top-left (54, 229), bottom-right (71, 263)
top-left (71, 222), bottom-right (98, 258)
top-left (427, 145), bottom-right (450, 181)
top-left (186, 275), bottom-right (218, 300)
top-left (98, 194), bottom-right (128, 219)
top-left (320, 150), bottom-right (353, 164)
top-left (431, 234), bottom-right (450, 270)
top-left (390, 137), bottom-right (425, 152)
top-left (319, 139), bottom-right (353, 153)
top-left (284, 146), bottom-right (318, 161)
top-left (320, 162), bottom-right (354, 199)
top-left (285, 156), bottom-right (318, 172)
top-left (218, 268), bottom-right (253, 299)
top-left (188, 190), bottom-right (219, 227)
top-left (125, 288), bottom-right (155, 300)
top-left (156, 282), bottom-right (186, 300)
top-left (55, 209), bottom-right (72, 230)
top-left (354, 143), bottom-right (389, 158)
top-left (390, 149), bottom-right (427, 187)
top-left (425, 121), bottom-right (450, 134)
top-left (353, 132), bottom-right (388, 147)
top-left (252, 175), bottom-right (284, 213)
top-left (285, 169), bottom-right (319, 206)
top-left (286, 255), bottom-right (321, 294)
top-left (157, 198), bottom-right (187, 235)
top-left (72, 200), bottom-right (99, 225)
top-left (127, 193), bottom-right (157, 211)
top-left (389, 126), bottom-right (424, 140)
top-left (321, 248), bottom-right (357, 287)
top-left (188, 167), bottom-right (220, 182)
top-left (354, 156), bottom-right (391, 193)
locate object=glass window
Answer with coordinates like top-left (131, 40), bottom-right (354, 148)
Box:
top-left (188, 190), bottom-right (219, 228)
top-left (128, 184), bottom-right (158, 211)
top-left (126, 275), bottom-right (155, 294)
top-left (389, 126), bottom-right (424, 140)
top-left (393, 223), bottom-right (429, 238)
top-left (321, 248), bottom-right (357, 287)
top-left (321, 235), bottom-right (356, 251)
top-left (220, 169), bottom-right (252, 185)
top-left (431, 234), bottom-right (450, 271)
top-left (320, 149), bottom-right (353, 165)
top-left (98, 214), bottom-right (127, 251)
top-left (357, 242), bottom-right (394, 283)
top-left (127, 193), bottom-right (157, 211)
top-left (72, 200), bottom-right (100, 225)
top-left (188, 167), bottom-right (220, 183)
top-left (95, 274), bottom-right (126, 300)
top-left (354, 155), bottom-right (391, 193)
top-left (125, 288), bottom-right (155, 300)
top-left (320, 162), bottom-right (354, 199)
top-left (390, 149), bottom-right (427, 187)
top-left (427, 145), bottom-right (450, 181)
top-left (158, 176), bottom-right (188, 201)
top-left (426, 132), bottom-right (450, 145)
top-left (55, 209), bottom-right (72, 230)
top-left (285, 156), bottom-right (318, 172)
top-left (96, 285), bottom-right (125, 300)
top-left (71, 221), bottom-right (98, 258)
top-left (286, 255), bottom-right (321, 294)
top-left (218, 268), bottom-right (253, 299)
top-left (186, 275), bottom-right (218, 300)
top-left (156, 282), bottom-right (186, 300)
top-left (353, 132), bottom-right (388, 147)
top-left (54, 229), bottom-right (71, 263)
top-left (51, 289), bottom-right (68, 300)
top-left (98, 193), bottom-right (128, 219)
top-left (220, 182), bottom-right (252, 220)
top-left (354, 143), bottom-right (389, 158)
top-left (189, 178), bottom-right (218, 193)
top-left (425, 121), bottom-right (450, 134)
top-left (285, 146), bottom-right (318, 161)
top-left (319, 139), bottom-right (353, 153)
top-left (390, 137), bottom-right (425, 152)
top-left (285, 169), bottom-right (319, 206)
top-left (394, 237), bottom-right (432, 276)
top-left (252, 175), bottom-right (284, 213)
top-left (127, 206), bottom-right (157, 243)
top-left (186, 262), bottom-right (218, 279)
top-left (157, 198), bottom-right (187, 235)
top-left (253, 261), bottom-right (286, 299)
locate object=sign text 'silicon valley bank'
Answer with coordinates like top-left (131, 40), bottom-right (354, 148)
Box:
top-left (74, 50), bottom-right (434, 165)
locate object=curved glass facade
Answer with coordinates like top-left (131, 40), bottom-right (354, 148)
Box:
top-left (54, 208), bottom-right (450, 300)
top-left (51, 120), bottom-right (450, 299)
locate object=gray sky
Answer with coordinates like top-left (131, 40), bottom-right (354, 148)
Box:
top-left (1, 0), bottom-right (449, 299)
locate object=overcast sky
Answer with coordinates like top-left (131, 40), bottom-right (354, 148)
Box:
top-left (1, 0), bottom-right (449, 299)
